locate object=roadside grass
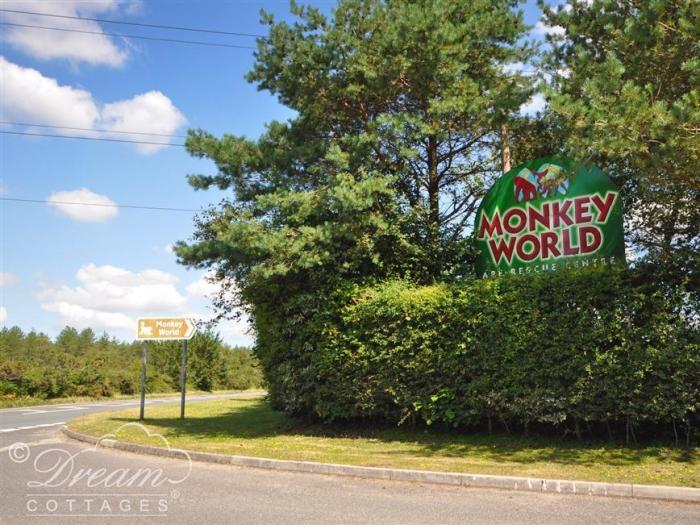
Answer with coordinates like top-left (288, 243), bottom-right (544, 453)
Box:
top-left (0, 389), bottom-right (261, 409)
top-left (69, 398), bottom-right (699, 487)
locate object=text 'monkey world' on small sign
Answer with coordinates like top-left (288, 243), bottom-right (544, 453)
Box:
top-left (136, 317), bottom-right (197, 341)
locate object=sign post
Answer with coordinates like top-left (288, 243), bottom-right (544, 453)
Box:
top-left (139, 341), bottom-right (147, 420)
top-left (136, 317), bottom-right (197, 420)
top-left (180, 340), bottom-right (187, 419)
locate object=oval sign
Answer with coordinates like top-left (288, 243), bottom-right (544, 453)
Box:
top-left (474, 157), bottom-right (625, 278)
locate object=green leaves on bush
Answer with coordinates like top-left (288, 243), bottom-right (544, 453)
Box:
top-left (258, 267), bottom-right (698, 440)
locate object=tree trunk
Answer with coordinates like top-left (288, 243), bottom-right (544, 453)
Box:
top-left (574, 417), bottom-right (582, 442)
top-left (427, 135), bottom-right (440, 228)
top-left (672, 419), bottom-right (679, 447)
top-left (427, 134), bottom-right (441, 273)
top-left (500, 123), bottom-right (511, 174)
top-left (630, 421), bottom-right (637, 445)
top-left (500, 415), bottom-right (510, 434)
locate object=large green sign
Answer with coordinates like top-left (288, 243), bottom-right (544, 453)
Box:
top-left (475, 157), bottom-right (625, 278)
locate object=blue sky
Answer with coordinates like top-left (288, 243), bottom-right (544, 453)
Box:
top-left (1, 0), bottom-right (551, 345)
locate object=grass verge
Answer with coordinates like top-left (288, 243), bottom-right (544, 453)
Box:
top-left (0, 389), bottom-right (259, 409)
top-left (68, 398), bottom-right (699, 487)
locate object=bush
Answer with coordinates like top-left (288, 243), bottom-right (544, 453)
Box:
top-left (258, 266), bottom-right (699, 441)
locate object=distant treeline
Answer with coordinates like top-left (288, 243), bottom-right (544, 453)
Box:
top-left (0, 326), bottom-right (264, 400)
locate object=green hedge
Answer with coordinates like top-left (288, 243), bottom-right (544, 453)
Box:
top-left (258, 267), bottom-right (699, 440)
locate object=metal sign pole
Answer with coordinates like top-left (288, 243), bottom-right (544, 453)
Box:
top-left (140, 341), bottom-right (148, 420)
top-left (180, 340), bottom-right (187, 419)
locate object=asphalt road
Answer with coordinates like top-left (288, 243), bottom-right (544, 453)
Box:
top-left (1, 397), bottom-right (698, 524)
top-left (0, 393), bottom-right (256, 446)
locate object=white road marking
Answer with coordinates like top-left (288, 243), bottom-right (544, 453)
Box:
top-left (0, 422), bottom-right (66, 433)
top-left (20, 406), bottom-right (87, 415)
top-left (0, 438), bottom-right (61, 452)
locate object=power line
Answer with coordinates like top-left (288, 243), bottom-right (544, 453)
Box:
top-left (0, 22), bottom-right (258, 50)
top-left (1, 197), bottom-right (199, 213)
top-left (0, 8), bottom-right (266, 38)
top-left (1, 121), bottom-right (188, 139)
top-left (0, 130), bottom-right (185, 147)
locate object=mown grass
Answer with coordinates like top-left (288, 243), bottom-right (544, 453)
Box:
top-left (69, 398), bottom-right (699, 487)
top-left (0, 389), bottom-right (260, 409)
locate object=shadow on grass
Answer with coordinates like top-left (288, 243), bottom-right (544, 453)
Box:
top-left (109, 399), bottom-right (697, 468)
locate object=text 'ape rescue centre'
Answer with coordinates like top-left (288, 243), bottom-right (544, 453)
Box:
top-left (475, 157), bottom-right (625, 278)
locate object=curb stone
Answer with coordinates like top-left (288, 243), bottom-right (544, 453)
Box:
top-left (62, 426), bottom-right (699, 503)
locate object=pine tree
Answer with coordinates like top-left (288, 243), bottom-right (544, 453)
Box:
top-left (178, 0), bottom-right (534, 307)
top-left (542, 0), bottom-right (699, 281)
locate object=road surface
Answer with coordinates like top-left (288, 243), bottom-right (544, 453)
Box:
top-left (1, 396), bottom-right (698, 524)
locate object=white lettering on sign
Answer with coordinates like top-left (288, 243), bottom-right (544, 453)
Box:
top-left (136, 318), bottom-right (196, 340)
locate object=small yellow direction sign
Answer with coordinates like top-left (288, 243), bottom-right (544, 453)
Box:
top-left (137, 317), bottom-right (197, 340)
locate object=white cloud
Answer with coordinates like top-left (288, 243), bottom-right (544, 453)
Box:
top-left (0, 0), bottom-right (131, 67)
top-left (101, 91), bottom-right (187, 153)
top-left (45, 302), bottom-right (133, 330)
top-left (186, 272), bottom-right (219, 300)
top-left (40, 264), bottom-right (187, 331)
top-left (519, 93), bottom-right (547, 115)
top-left (186, 271), bottom-right (240, 305)
top-left (0, 273), bottom-right (18, 286)
top-left (47, 188), bottom-right (119, 222)
top-left (182, 309), bottom-right (253, 347)
top-left (534, 21), bottom-right (566, 37)
top-left (0, 307), bottom-right (7, 323)
top-left (39, 265), bottom-right (254, 344)
top-left (0, 56), bottom-right (99, 128)
top-left (185, 272), bottom-right (252, 346)
top-left (0, 57), bottom-right (187, 154)
top-left (217, 317), bottom-right (253, 347)
top-left (502, 62), bottom-right (526, 75)
top-left (164, 244), bottom-right (175, 254)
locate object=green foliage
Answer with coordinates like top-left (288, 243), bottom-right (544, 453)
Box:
top-left (542, 0), bottom-right (700, 281)
top-left (177, 0), bottom-right (535, 298)
top-left (258, 266), bottom-right (698, 441)
top-left (172, 0), bottom-right (699, 444)
top-left (0, 327), bottom-right (263, 401)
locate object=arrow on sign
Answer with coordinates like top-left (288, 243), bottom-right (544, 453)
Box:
top-left (137, 317), bottom-right (197, 340)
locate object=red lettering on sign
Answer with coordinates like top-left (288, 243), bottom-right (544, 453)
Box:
top-left (516, 234), bottom-right (539, 262)
top-left (479, 210), bottom-right (503, 238)
top-left (579, 226), bottom-right (602, 254)
top-left (574, 196), bottom-right (593, 223)
top-left (552, 200), bottom-right (573, 228)
top-left (503, 208), bottom-right (527, 235)
top-left (591, 192), bottom-right (617, 223)
top-left (488, 237), bottom-right (517, 264)
top-left (541, 231), bottom-right (561, 259)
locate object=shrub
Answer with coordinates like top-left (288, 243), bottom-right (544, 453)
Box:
top-left (258, 266), bottom-right (699, 440)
